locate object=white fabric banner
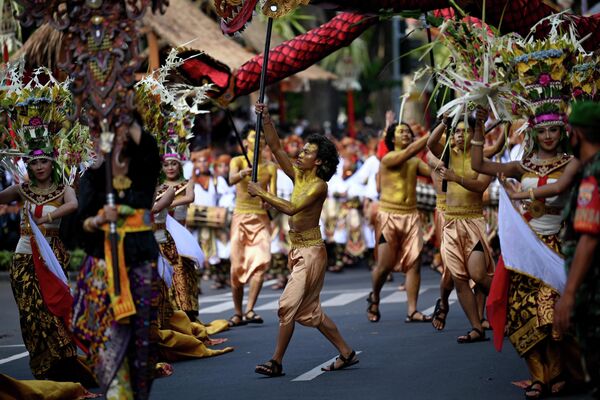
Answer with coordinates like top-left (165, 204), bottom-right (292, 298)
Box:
top-left (498, 187), bottom-right (566, 294)
top-left (166, 214), bottom-right (204, 269)
top-left (157, 255), bottom-right (174, 288)
top-left (28, 211), bottom-right (68, 285)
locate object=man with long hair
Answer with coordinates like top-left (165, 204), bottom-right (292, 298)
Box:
top-left (249, 103), bottom-right (357, 377)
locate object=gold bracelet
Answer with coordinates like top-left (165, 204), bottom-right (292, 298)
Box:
top-left (470, 139), bottom-right (484, 146)
top-left (529, 188), bottom-right (535, 201)
top-left (47, 213), bottom-right (53, 223)
top-left (83, 217), bottom-right (95, 232)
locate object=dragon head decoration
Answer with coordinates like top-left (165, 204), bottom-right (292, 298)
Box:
top-left (214, 0), bottom-right (309, 34)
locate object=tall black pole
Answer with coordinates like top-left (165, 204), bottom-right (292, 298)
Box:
top-left (100, 121), bottom-right (120, 295)
top-left (251, 17), bottom-right (274, 182)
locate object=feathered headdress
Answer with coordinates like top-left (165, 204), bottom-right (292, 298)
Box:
top-left (0, 62), bottom-right (93, 184)
top-left (136, 48), bottom-right (212, 163)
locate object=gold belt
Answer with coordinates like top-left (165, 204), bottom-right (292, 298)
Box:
top-left (379, 202), bottom-right (417, 215)
top-left (21, 227), bottom-right (59, 237)
top-left (435, 198), bottom-right (447, 212)
top-left (445, 205), bottom-right (483, 220)
top-left (289, 226), bottom-right (323, 249)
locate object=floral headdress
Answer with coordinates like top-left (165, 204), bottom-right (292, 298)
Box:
top-left (570, 53), bottom-right (600, 102)
top-left (0, 62), bottom-right (93, 184)
top-left (135, 48), bottom-right (212, 163)
top-left (508, 40), bottom-right (574, 129)
top-left (503, 13), bottom-right (590, 130)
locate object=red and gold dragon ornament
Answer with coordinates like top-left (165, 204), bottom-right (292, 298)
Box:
top-left (175, 0), bottom-right (600, 107)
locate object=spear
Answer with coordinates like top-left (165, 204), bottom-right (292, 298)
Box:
top-left (251, 12), bottom-right (275, 182)
top-left (100, 121), bottom-right (120, 295)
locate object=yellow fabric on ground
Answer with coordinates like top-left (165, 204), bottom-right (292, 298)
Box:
top-left (158, 311), bottom-right (233, 362)
top-left (0, 374), bottom-right (89, 400)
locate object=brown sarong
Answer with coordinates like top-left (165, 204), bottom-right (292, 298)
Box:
top-left (230, 213), bottom-right (271, 288)
top-left (375, 210), bottom-right (422, 273)
top-left (441, 216), bottom-right (494, 281)
top-left (278, 227), bottom-right (326, 327)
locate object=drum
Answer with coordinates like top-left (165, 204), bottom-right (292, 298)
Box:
top-left (186, 205), bottom-right (229, 228)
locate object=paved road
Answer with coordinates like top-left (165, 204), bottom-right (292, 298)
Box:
top-left (0, 267), bottom-right (593, 399)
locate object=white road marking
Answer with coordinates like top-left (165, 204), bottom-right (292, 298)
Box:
top-left (380, 288), bottom-right (429, 304)
top-left (292, 350), bottom-right (362, 382)
top-left (0, 351), bottom-right (28, 365)
top-left (200, 301), bottom-right (234, 314)
top-left (254, 299), bottom-right (280, 311)
top-left (199, 280), bottom-right (279, 304)
top-left (379, 291), bottom-right (407, 304)
top-left (0, 345), bottom-right (25, 348)
top-left (321, 292), bottom-right (369, 307)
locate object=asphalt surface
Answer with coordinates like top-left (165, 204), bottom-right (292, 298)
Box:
top-left (0, 267), bottom-right (594, 399)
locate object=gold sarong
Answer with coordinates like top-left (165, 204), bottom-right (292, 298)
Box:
top-left (171, 256), bottom-right (200, 314)
top-left (10, 244), bottom-right (77, 379)
top-left (278, 227), bottom-right (326, 327)
top-left (375, 210), bottom-right (422, 273)
top-left (230, 213), bottom-right (271, 288)
top-left (441, 216), bottom-right (494, 281)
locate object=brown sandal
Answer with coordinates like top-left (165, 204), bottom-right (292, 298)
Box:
top-left (405, 310), bottom-right (433, 323)
top-left (228, 314), bottom-right (247, 327)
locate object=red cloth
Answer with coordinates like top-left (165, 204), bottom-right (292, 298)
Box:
top-left (376, 139), bottom-right (389, 160)
top-left (486, 255), bottom-right (510, 352)
top-left (29, 205), bottom-right (80, 349)
top-left (31, 239), bottom-right (74, 328)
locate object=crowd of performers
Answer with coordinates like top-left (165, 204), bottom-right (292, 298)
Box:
top-left (0, 16), bottom-right (599, 400)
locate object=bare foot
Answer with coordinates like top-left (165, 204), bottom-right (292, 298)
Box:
top-left (204, 337), bottom-right (228, 346)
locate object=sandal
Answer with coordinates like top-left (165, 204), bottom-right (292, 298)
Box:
top-left (227, 314), bottom-right (247, 327)
top-left (405, 310), bottom-right (433, 323)
top-left (321, 350), bottom-right (359, 372)
top-left (525, 381), bottom-right (546, 399)
top-left (243, 310), bottom-right (264, 324)
top-left (432, 298), bottom-right (448, 331)
top-left (366, 292), bottom-right (381, 323)
top-left (481, 318), bottom-right (492, 330)
top-left (456, 328), bottom-right (489, 344)
top-left (255, 359), bottom-right (285, 377)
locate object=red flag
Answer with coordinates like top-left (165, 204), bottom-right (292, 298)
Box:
top-left (486, 256), bottom-right (510, 352)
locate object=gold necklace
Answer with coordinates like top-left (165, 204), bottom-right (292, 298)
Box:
top-left (530, 153), bottom-right (562, 165)
top-left (113, 175), bottom-right (132, 198)
top-left (29, 181), bottom-right (58, 196)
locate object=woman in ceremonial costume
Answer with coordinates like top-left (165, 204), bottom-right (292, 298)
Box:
top-left (471, 32), bottom-right (589, 398)
top-left (151, 142), bottom-right (233, 362)
top-left (0, 70), bottom-right (96, 387)
top-left (137, 67), bottom-right (231, 358)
